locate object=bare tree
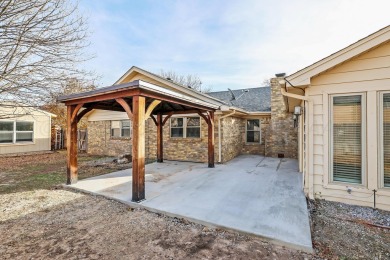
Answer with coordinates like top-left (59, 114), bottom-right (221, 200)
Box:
top-left (0, 0), bottom-right (92, 114)
top-left (160, 70), bottom-right (212, 93)
top-left (43, 77), bottom-right (96, 128)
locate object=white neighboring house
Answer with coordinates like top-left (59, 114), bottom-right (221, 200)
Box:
top-left (0, 104), bottom-right (56, 155)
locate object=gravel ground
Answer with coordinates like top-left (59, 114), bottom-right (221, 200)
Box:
top-left (309, 199), bottom-right (390, 259)
top-left (0, 189), bottom-right (315, 259)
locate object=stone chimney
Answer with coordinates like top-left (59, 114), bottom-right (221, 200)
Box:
top-left (265, 76), bottom-right (298, 159)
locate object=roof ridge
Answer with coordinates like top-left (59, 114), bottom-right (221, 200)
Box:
top-left (209, 86), bottom-right (270, 94)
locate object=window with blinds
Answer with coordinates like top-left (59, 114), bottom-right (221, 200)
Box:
top-left (331, 95), bottom-right (363, 184)
top-left (383, 93), bottom-right (390, 187)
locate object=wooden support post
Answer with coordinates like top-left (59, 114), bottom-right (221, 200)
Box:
top-left (66, 105), bottom-right (78, 184)
top-left (132, 96), bottom-right (146, 202)
top-left (207, 111), bottom-right (215, 168)
top-left (157, 113), bottom-right (163, 163)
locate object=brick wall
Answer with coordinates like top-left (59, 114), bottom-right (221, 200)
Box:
top-left (265, 77), bottom-right (298, 159)
top-left (88, 121), bottom-right (132, 156)
top-left (88, 114), bottom-right (275, 162)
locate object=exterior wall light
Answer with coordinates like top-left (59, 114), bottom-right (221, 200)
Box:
top-left (293, 106), bottom-right (302, 128)
top-left (294, 106), bottom-right (302, 116)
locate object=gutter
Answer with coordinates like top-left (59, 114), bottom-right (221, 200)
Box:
top-left (280, 85), bottom-right (309, 101)
top-left (218, 110), bottom-right (236, 163)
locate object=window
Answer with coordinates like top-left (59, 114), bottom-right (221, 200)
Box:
top-left (0, 121), bottom-right (34, 143)
top-left (381, 93), bottom-right (390, 187)
top-left (16, 121), bottom-right (33, 142)
top-left (0, 121), bottom-right (14, 143)
top-left (330, 95), bottom-right (364, 184)
top-left (111, 120), bottom-right (131, 138)
top-left (246, 119), bottom-right (261, 143)
top-left (170, 117), bottom-right (201, 138)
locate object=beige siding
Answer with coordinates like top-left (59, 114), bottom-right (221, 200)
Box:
top-left (0, 113), bottom-right (52, 154)
top-left (305, 41), bottom-right (390, 210)
top-left (87, 109), bottom-right (128, 121)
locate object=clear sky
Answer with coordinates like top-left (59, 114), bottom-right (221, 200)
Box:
top-left (78, 0), bottom-right (389, 91)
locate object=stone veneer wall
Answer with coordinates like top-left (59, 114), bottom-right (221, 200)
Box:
top-left (88, 117), bottom-right (219, 163)
top-left (88, 114), bottom-right (275, 162)
top-left (220, 116), bottom-right (244, 162)
top-left (265, 77), bottom-right (298, 159)
top-left (88, 121), bottom-right (132, 156)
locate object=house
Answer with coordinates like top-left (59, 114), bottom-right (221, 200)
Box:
top-left (0, 104), bottom-right (56, 154)
top-left (60, 26), bottom-right (390, 210)
top-left (85, 66), bottom-right (297, 164)
top-left (283, 25), bottom-right (390, 210)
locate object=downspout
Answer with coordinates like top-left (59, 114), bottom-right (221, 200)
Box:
top-left (279, 79), bottom-right (312, 197)
top-left (218, 110), bottom-right (236, 163)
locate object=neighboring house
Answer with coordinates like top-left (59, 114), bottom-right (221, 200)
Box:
top-left (85, 26), bottom-right (390, 210)
top-left (284, 25), bottom-right (390, 210)
top-left (0, 105), bottom-right (56, 154)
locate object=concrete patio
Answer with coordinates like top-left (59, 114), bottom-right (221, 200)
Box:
top-left (68, 155), bottom-right (312, 252)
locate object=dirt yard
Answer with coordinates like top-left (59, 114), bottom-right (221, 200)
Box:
top-left (0, 152), bottom-right (389, 259)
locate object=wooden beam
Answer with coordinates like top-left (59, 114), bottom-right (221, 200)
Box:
top-left (115, 98), bottom-right (133, 119)
top-left (76, 107), bottom-right (93, 123)
top-left (197, 110), bottom-right (210, 125)
top-left (162, 109), bottom-right (204, 115)
top-left (157, 113), bottom-right (163, 163)
top-left (162, 111), bottom-right (174, 126)
top-left (150, 115), bottom-right (158, 126)
top-left (71, 103), bottom-right (84, 123)
top-left (145, 100), bottom-right (161, 119)
top-left (64, 88), bottom-right (141, 105)
top-left (207, 111), bottom-right (215, 168)
top-left (66, 105), bottom-right (78, 184)
top-left (132, 95), bottom-right (146, 202)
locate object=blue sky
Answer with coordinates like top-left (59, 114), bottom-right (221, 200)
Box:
top-left (78, 0), bottom-right (390, 91)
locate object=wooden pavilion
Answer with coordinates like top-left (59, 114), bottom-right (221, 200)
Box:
top-left (58, 80), bottom-right (219, 202)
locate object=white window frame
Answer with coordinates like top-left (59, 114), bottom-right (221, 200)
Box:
top-left (329, 93), bottom-right (366, 186)
top-left (245, 119), bottom-right (261, 144)
top-left (110, 120), bottom-right (132, 138)
top-left (379, 91), bottom-right (390, 189)
top-left (0, 120), bottom-right (34, 144)
top-left (170, 116), bottom-right (201, 138)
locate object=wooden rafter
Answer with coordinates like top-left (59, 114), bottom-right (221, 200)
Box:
top-left (115, 98), bottom-right (133, 119)
top-left (197, 110), bottom-right (210, 125)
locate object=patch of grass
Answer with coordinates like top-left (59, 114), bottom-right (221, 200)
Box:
top-left (27, 172), bottom-right (65, 186)
top-left (0, 151), bottom-right (131, 194)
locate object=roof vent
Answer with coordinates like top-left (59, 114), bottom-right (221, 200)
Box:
top-left (275, 73), bottom-right (286, 78)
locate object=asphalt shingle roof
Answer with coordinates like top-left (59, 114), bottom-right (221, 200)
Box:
top-left (207, 87), bottom-right (271, 112)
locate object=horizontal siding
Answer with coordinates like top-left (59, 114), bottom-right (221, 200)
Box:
top-left (309, 41), bottom-right (390, 211)
top-left (0, 114), bottom-right (51, 154)
top-left (314, 164), bottom-right (323, 175)
top-left (88, 110), bottom-right (128, 121)
top-left (312, 67), bottom-right (390, 86)
top-left (313, 154), bottom-right (323, 165)
top-left (328, 55), bottom-right (390, 74)
top-left (314, 185), bottom-right (390, 211)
